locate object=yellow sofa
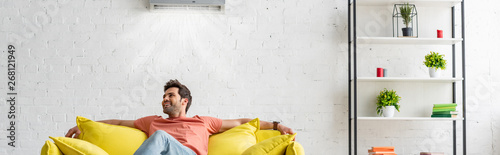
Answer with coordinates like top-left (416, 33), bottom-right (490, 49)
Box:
top-left (41, 117), bottom-right (304, 155)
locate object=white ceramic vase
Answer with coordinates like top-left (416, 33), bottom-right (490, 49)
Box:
top-left (382, 106), bottom-right (395, 117)
top-left (429, 67), bottom-right (442, 78)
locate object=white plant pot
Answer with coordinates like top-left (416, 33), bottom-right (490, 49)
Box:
top-left (382, 106), bottom-right (396, 117)
top-left (429, 67), bottom-right (442, 78)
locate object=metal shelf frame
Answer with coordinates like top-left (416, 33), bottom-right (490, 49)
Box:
top-left (347, 0), bottom-right (466, 154)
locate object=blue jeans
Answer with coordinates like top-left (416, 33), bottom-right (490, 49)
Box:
top-left (134, 130), bottom-right (196, 155)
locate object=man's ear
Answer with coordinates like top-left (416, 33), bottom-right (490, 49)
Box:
top-left (181, 98), bottom-right (189, 105)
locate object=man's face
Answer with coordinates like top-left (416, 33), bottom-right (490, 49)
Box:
top-left (162, 87), bottom-right (184, 115)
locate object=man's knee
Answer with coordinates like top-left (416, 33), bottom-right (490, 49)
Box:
top-left (151, 130), bottom-right (168, 138)
top-left (152, 130), bottom-right (168, 136)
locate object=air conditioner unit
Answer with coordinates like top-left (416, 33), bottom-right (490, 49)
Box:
top-left (149, 0), bottom-right (225, 13)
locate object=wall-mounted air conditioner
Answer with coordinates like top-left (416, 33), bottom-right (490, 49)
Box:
top-left (149, 0), bottom-right (225, 13)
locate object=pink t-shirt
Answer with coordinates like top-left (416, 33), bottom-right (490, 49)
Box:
top-left (134, 115), bottom-right (222, 155)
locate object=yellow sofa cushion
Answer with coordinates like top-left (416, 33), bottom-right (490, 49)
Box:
top-left (242, 133), bottom-right (297, 155)
top-left (286, 141), bottom-right (305, 155)
top-left (208, 118), bottom-right (260, 155)
top-left (49, 136), bottom-right (108, 155)
top-left (76, 116), bottom-right (147, 155)
top-left (40, 140), bottom-right (63, 155)
top-left (256, 130), bottom-right (281, 143)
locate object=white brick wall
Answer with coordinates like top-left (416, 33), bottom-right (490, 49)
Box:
top-left (0, 0), bottom-right (499, 154)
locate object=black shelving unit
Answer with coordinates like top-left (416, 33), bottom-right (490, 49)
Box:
top-left (347, 0), bottom-right (466, 155)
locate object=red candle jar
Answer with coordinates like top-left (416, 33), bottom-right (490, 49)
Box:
top-left (377, 68), bottom-right (384, 77)
top-left (437, 30), bottom-right (443, 38)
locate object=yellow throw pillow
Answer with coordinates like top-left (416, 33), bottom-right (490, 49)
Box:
top-left (49, 136), bottom-right (108, 155)
top-left (285, 141), bottom-right (305, 155)
top-left (256, 130), bottom-right (281, 143)
top-left (208, 118), bottom-right (260, 155)
top-left (76, 116), bottom-right (147, 155)
top-left (41, 140), bottom-right (63, 155)
top-left (242, 133), bottom-right (297, 155)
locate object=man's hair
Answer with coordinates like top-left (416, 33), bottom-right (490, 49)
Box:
top-left (164, 79), bottom-right (192, 113)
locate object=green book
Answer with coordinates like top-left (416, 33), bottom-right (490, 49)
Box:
top-left (433, 107), bottom-right (457, 110)
top-left (431, 114), bottom-right (457, 118)
top-left (433, 103), bottom-right (457, 108)
top-left (432, 108), bottom-right (456, 112)
top-left (432, 111), bottom-right (459, 115)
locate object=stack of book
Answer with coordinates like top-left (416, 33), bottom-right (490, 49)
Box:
top-left (368, 146), bottom-right (397, 155)
top-left (431, 103), bottom-right (458, 118)
top-left (420, 152), bottom-right (445, 155)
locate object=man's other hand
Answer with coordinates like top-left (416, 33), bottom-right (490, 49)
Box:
top-left (65, 126), bottom-right (81, 138)
top-left (277, 124), bottom-right (294, 135)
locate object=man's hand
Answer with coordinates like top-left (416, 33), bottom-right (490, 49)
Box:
top-left (63, 119), bottom-right (135, 138)
top-left (277, 124), bottom-right (294, 135)
top-left (65, 126), bottom-right (81, 138)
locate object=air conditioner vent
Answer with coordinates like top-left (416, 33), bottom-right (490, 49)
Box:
top-left (150, 0), bottom-right (225, 13)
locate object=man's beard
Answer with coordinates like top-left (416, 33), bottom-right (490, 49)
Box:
top-left (163, 99), bottom-right (182, 115)
top-left (163, 106), bottom-right (180, 115)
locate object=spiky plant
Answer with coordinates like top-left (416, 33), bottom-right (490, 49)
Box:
top-left (399, 3), bottom-right (413, 28)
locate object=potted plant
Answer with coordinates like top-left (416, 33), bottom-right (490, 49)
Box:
top-left (376, 88), bottom-right (401, 117)
top-left (423, 51), bottom-right (447, 78)
top-left (399, 3), bottom-right (414, 36)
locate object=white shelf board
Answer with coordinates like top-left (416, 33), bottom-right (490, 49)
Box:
top-left (354, 117), bottom-right (463, 121)
top-left (354, 77), bottom-right (463, 82)
top-left (357, 37), bottom-right (463, 45)
top-left (355, 0), bottom-right (462, 7)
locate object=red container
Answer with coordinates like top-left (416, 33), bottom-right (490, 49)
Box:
top-left (377, 68), bottom-right (384, 77)
top-left (437, 30), bottom-right (443, 38)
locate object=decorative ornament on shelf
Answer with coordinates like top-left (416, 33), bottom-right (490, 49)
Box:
top-left (376, 88), bottom-right (401, 117)
top-left (393, 3), bottom-right (418, 37)
top-left (424, 51), bottom-right (447, 78)
top-left (437, 29), bottom-right (443, 38)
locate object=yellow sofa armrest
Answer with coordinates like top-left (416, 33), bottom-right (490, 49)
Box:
top-left (286, 141), bottom-right (305, 155)
top-left (255, 130), bottom-right (305, 155)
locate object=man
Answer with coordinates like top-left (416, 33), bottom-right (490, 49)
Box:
top-left (66, 79), bottom-right (294, 155)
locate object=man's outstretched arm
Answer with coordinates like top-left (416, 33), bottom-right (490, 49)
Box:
top-left (65, 119), bottom-right (135, 138)
top-left (220, 119), bottom-right (294, 135)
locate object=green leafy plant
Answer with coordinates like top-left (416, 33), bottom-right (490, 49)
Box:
top-left (399, 3), bottom-right (413, 28)
top-left (376, 88), bottom-right (401, 116)
top-left (424, 51), bottom-right (447, 70)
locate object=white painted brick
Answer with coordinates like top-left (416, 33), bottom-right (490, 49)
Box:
top-left (236, 38), bottom-right (263, 50)
top-left (42, 27), bottom-right (69, 38)
top-left (30, 48), bottom-right (56, 59)
top-left (57, 47), bottom-right (83, 57)
top-left (72, 65), bottom-right (92, 74)
top-left (33, 97), bottom-right (59, 106)
top-left (44, 57), bottom-right (71, 65)
top-left (0, 8), bottom-right (20, 17)
top-left (72, 57), bottom-right (99, 65)
top-left (101, 88), bottom-right (123, 97)
top-left (1, 20), bottom-right (22, 32)
top-left (96, 24), bottom-right (123, 33)
top-left (98, 56), bottom-right (125, 65)
top-left (20, 73), bottom-right (47, 82)
top-left (69, 24), bottom-right (96, 33)
top-left (84, 0), bottom-right (111, 8)
top-left (22, 65), bottom-right (38, 73)
top-left (48, 89), bottom-right (74, 97)
top-left (50, 8), bottom-right (70, 24)
top-left (47, 73), bottom-right (73, 81)
top-left (104, 15), bottom-right (121, 25)
top-left (75, 39), bottom-right (101, 50)
top-left (52, 114), bottom-right (66, 122)
top-left (101, 40), bottom-right (123, 50)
